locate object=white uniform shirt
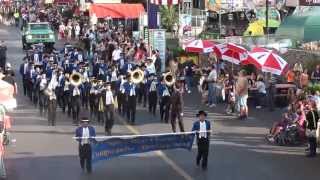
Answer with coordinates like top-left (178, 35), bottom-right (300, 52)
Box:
top-left (105, 90), bottom-right (114, 105)
top-left (81, 127), bottom-right (90, 145)
top-left (146, 63), bottom-right (156, 74)
top-left (199, 121), bottom-right (207, 138)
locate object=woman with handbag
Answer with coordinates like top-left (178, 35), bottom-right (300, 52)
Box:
top-left (305, 102), bottom-right (319, 157)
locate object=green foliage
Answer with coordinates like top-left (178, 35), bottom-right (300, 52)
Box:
top-left (172, 47), bottom-right (185, 57)
top-left (160, 5), bottom-right (178, 32)
top-left (306, 83), bottom-right (320, 93)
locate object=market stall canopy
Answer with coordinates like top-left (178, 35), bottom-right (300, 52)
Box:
top-left (89, 3), bottom-right (145, 19)
top-left (276, 7), bottom-right (320, 42)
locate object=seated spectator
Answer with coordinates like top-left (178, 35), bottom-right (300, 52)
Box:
top-left (255, 75), bottom-right (266, 109)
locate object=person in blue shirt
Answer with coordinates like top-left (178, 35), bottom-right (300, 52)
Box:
top-left (123, 74), bottom-right (137, 125)
top-left (158, 77), bottom-right (171, 123)
top-left (192, 110), bottom-right (211, 170)
top-left (147, 74), bottom-right (158, 115)
top-left (75, 117), bottom-right (96, 173)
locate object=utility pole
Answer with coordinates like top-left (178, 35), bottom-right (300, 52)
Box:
top-left (265, 0), bottom-right (269, 34)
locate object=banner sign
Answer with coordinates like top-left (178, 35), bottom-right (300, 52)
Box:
top-left (149, 29), bottom-right (166, 72)
top-left (299, 0), bottom-right (320, 6)
top-left (91, 133), bottom-right (195, 164)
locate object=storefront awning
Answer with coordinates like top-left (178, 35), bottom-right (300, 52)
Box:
top-left (89, 3), bottom-right (145, 19)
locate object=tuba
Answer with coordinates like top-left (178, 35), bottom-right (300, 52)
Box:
top-left (70, 72), bottom-right (83, 87)
top-left (163, 72), bottom-right (175, 86)
top-left (130, 68), bottom-right (144, 84)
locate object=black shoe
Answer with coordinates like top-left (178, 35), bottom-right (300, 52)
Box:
top-left (196, 160), bottom-right (200, 166)
top-left (202, 166), bottom-right (207, 171)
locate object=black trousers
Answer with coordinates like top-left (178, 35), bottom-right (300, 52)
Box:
top-left (160, 96), bottom-right (170, 123)
top-left (47, 99), bottom-right (57, 126)
top-left (117, 93), bottom-right (126, 116)
top-left (27, 80), bottom-right (33, 101)
top-left (104, 104), bottom-right (114, 134)
top-left (138, 85), bottom-right (147, 107)
top-left (197, 138), bottom-right (209, 169)
top-left (127, 95), bottom-right (136, 123)
top-left (148, 91), bottom-right (157, 115)
top-left (72, 96), bottom-right (81, 124)
top-left (22, 77), bottom-right (28, 96)
top-left (89, 95), bottom-right (96, 120)
top-left (308, 137), bottom-right (317, 156)
top-left (170, 110), bottom-right (184, 132)
top-left (62, 91), bottom-right (71, 116)
top-left (79, 144), bottom-right (92, 173)
top-left (39, 91), bottom-right (47, 115)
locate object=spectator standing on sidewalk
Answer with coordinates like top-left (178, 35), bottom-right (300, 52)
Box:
top-left (236, 70), bottom-right (249, 119)
top-left (207, 65), bottom-right (217, 107)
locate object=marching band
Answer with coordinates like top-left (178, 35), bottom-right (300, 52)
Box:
top-left (20, 43), bottom-right (185, 135)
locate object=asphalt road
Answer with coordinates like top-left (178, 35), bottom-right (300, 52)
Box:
top-left (2, 24), bottom-right (320, 180)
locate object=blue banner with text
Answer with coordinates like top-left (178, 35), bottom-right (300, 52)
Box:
top-left (91, 133), bottom-right (195, 164)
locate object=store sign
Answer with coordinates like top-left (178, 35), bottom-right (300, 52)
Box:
top-left (149, 29), bottom-right (166, 72)
top-left (143, 26), bottom-right (149, 43)
top-left (179, 14), bottom-right (192, 37)
top-left (299, 0), bottom-right (320, 6)
top-left (256, 7), bottom-right (281, 21)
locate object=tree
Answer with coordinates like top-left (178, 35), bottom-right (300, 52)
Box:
top-left (160, 5), bottom-right (178, 33)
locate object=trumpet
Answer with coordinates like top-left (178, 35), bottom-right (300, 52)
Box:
top-left (129, 68), bottom-right (144, 84)
top-left (70, 72), bottom-right (83, 87)
top-left (163, 72), bottom-right (175, 86)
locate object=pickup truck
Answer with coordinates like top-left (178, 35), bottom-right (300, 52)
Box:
top-left (22, 22), bottom-right (55, 50)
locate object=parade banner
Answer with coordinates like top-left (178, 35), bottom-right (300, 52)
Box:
top-left (91, 132), bottom-right (195, 164)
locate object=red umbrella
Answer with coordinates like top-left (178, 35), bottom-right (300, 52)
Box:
top-left (244, 48), bottom-right (289, 75)
top-left (221, 49), bottom-right (248, 65)
top-left (213, 43), bottom-right (228, 58)
top-left (227, 43), bottom-right (248, 54)
top-left (185, 39), bottom-right (215, 53)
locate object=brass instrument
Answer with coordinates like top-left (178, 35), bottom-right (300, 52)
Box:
top-left (70, 72), bottom-right (83, 87)
top-left (129, 68), bottom-right (144, 84)
top-left (163, 72), bottom-right (175, 86)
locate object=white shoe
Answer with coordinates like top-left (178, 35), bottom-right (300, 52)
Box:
top-left (256, 106), bottom-right (262, 109)
top-left (209, 104), bottom-right (216, 108)
top-left (188, 90), bottom-right (191, 94)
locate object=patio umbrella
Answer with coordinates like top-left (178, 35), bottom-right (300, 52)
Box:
top-left (244, 47), bottom-right (289, 75)
top-left (221, 49), bottom-right (248, 65)
top-left (221, 43), bottom-right (248, 65)
top-left (213, 43), bottom-right (228, 58)
top-left (227, 43), bottom-right (248, 54)
top-left (185, 39), bottom-right (215, 53)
